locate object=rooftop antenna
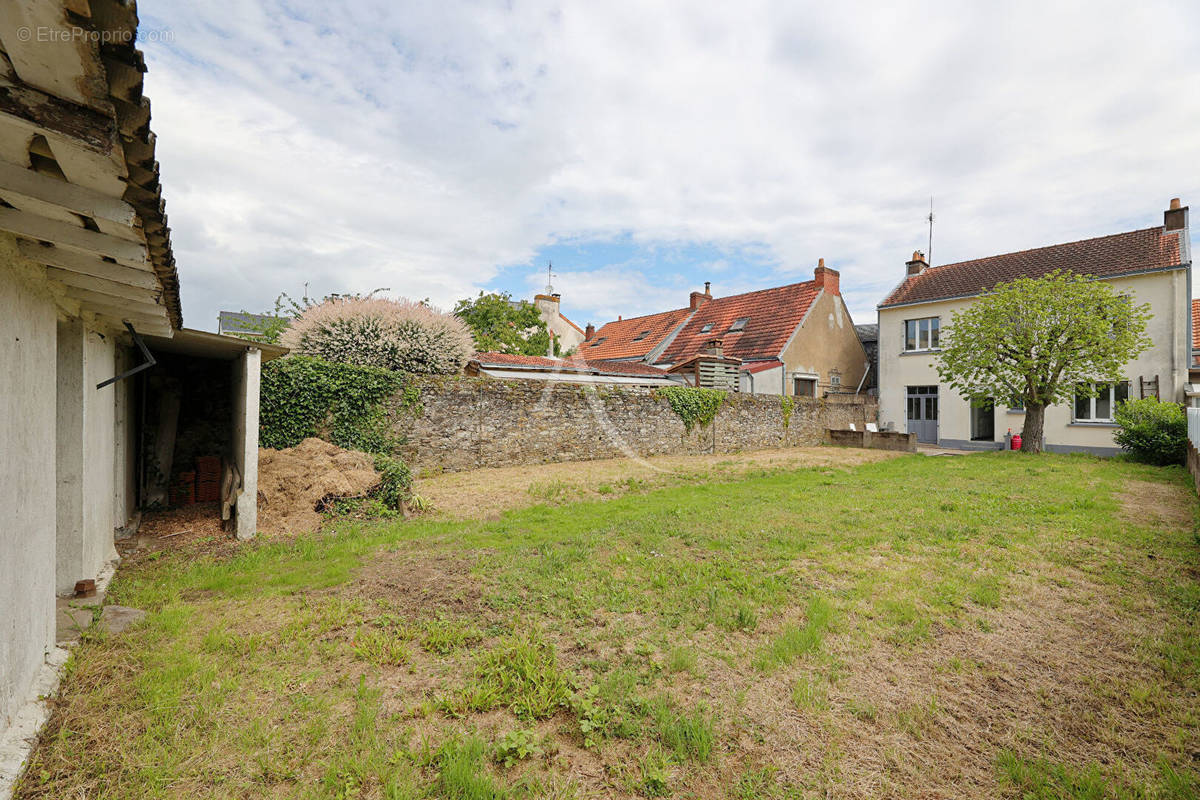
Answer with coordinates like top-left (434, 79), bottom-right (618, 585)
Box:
top-left (545, 261), bottom-right (556, 294)
top-left (926, 196), bottom-right (935, 266)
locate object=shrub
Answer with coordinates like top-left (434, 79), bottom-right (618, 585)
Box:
top-left (281, 296), bottom-right (474, 374)
top-left (259, 355), bottom-right (403, 451)
top-left (1113, 397), bottom-right (1187, 466)
top-left (373, 454), bottom-right (413, 511)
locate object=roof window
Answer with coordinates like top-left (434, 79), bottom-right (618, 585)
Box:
top-left (589, 337), bottom-right (607, 347)
top-left (728, 317), bottom-right (749, 332)
top-left (699, 323), bottom-right (715, 333)
top-left (631, 330), bottom-right (651, 341)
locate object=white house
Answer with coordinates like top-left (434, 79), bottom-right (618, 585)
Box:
top-left (0, 1), bottom-right (282, 781)
top-left (877, 199), bottom-right (1191, 453)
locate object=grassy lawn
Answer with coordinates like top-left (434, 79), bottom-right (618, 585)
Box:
top-left (17, 452), bottom-right (1200, 799)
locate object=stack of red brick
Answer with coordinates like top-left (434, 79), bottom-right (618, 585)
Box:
top-left (169, 471), bottom-right (195, 507)
top-left (195, 455), bottom-right (221, 503)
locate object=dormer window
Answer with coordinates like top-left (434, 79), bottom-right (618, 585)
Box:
top-left (700, 323), bottom-right (715, 333)
top-left (728, 317), bottom-right (749, 333)
top-left (631, 330), bottom-right (651, 341)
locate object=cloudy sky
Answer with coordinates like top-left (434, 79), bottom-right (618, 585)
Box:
top-left (137, 1), bottom-right (1200, 332)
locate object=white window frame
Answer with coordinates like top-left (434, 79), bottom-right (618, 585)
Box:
top-left (1073, 381), bottom-right (1129, 422)
top-left (904, 317), bottom-right (940, 352)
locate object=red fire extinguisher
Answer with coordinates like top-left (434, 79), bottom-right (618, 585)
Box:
top-left (1011, 432), bottom-right (1022, 451)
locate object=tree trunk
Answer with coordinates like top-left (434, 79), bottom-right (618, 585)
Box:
top-left (1021, 403), bottom-right (1046, 454)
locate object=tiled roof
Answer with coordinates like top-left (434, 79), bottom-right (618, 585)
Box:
top-left (880, 227), bottom-right (1183, 308)
top-left (583, 308), bottom-right (696, 360)
top-left (472, 352), bottom-right (670, 377)
top-left (658, 282), bottom-right (820, 364)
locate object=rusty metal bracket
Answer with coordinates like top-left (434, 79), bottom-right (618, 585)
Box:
top-left (96, 321), bottom-right (156, 389)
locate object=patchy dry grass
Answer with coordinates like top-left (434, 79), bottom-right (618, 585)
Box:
top-left (16, 452), bottom-right (1200, 799)
top-left (415, 445), bottom-right (899, 519)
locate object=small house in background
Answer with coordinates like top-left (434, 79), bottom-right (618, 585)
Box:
top-left (217, 311), bottom-right (287, 341)
top-left (581, 262), bottom-right (871, 396)
top-left (466, 352), bottom-right (680, 386)
top-left (531, 292), bottom-right (586, 354)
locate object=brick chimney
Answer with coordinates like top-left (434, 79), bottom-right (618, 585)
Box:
top-left (584, 323), bottom-right (595, 341)
top-left (906, 250), bottom-right (929, 276)
top-left (812, 257), bottom-right (840, 295)
top-left (689, 282), bottom-right (712, 310)
top-left (703, 338), bottom-right (724, 357)
top-left (1165, 197), bottom-right (1189, 232)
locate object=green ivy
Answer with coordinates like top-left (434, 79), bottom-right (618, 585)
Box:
top-left (373, 453), bottom-right (414, 510)
top-left (780, 395), bottom-right (796, 430)
top-left (259, 355), bottom-right (405, 452)
top-left (655, 386), bottom-right (727, 433)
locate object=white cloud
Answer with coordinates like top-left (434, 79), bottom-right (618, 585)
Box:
top-left (140, 0), bottom-right (1200, 329)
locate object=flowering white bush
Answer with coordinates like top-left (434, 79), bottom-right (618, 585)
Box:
top-left (281, 297), bottom-right (475, 374)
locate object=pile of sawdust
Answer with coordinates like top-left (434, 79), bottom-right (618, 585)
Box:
top-left (257, 438), bottom-right (380, 536)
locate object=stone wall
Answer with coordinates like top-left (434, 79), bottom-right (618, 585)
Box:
top-left (389, 377), bottom-right (878, 473)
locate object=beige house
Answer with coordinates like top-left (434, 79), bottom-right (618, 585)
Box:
top-left (532, 293), bottom-right (585, 354)
top-left (877, 199), bottom-right (1192, 453)
top-left (583, 262), bottom-right (870, 396)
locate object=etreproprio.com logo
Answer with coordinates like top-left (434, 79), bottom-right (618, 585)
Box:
top-left (15, 25), bottom-right (174, 44)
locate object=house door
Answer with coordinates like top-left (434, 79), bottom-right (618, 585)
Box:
top-left (906, 385), bottom-right (938, 443)
top-left (970, 399), bottom-right (995, 442)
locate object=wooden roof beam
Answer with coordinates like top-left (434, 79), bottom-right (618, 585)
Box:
top-left (17, 239), bottom-right (156, 287)
top-left (64, 284), bottom-right (165, 315)
top-left (47, 267), bottom-right (160, 302)
top-left (90, 311), bottom-right (173, 338)
top-left (0, 75), bottom-right (117, 154)
top-left (0, 205), bottom-right (146, 264)
top-left (0, 157), bottom-right (135, 226)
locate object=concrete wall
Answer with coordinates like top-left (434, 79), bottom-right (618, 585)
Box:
top-left (878, 269), bottom-right (1190, 454)
top-left (55, 321), bottom-right (121, 594)
top-left (3, 230), bottom-right (137, 742)
top-left (391, 376), bottom-right (877, 472)
top-left (232, 347), bottom-right (261, 540)
top-left (827, 428), bottom-right (917, 452)
top-left (0, 243), bottom-right (58, 735)
top-left (778, 290), bottom-right (870, 396)
top-left (113, 346), bottom-right (138, 533)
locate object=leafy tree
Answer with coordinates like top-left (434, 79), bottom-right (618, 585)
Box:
top-left (935, 270), bottom-right (1152, 453)
top-left (454, 291), bottom-right (557, 356)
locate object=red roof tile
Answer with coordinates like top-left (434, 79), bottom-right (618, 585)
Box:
top-left (740, 359), bottom-right (783, 374)
top-left (471, 351), bottom-right (670, 377)
top-left (1192, 299), bottom-right (1200, 350)
top-left (583, 307), bottom-right (696, 360)
top-left (658, 282), bottom-right (820, 364)
top-left (881, 227), bottom-right (1183, 308)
